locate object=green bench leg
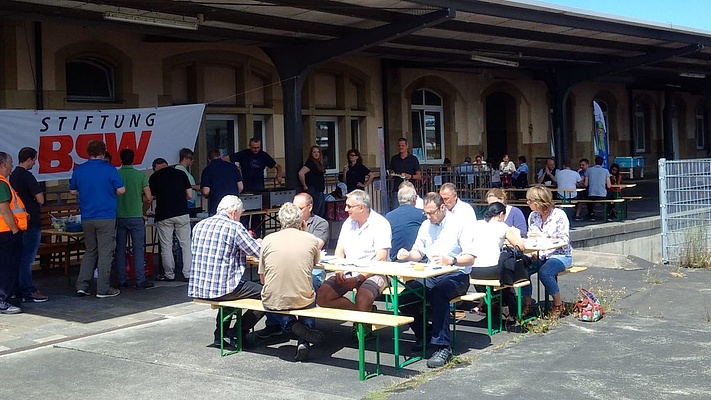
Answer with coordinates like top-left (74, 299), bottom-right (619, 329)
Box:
top-left (357, 323), bottom-right (380, 381)
top-left (219, 306), bottom-right (241, 357)
top-left (485, 287), bottom-right (503, 336)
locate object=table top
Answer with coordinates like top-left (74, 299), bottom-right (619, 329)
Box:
top-left (610, 183), bottom-right (637, 189)
top-left (523, 238), bottom-right (568, 252)
top-left (320, 258), bottom-right (459, 279)
top-left (41, 229), bottom-right (84, 237)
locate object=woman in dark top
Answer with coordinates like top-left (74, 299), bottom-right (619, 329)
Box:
top-left (299, 145), bottom-right (326, 217)
top-left (342, 148), bottom-right (372, 193)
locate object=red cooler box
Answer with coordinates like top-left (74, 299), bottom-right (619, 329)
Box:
top-left (126, 252), bottom-right (155, 280)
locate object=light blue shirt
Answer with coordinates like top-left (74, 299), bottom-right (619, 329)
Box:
top-left (412, 212), bottom-right (475, 274)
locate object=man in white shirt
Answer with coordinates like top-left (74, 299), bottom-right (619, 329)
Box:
top-left (396, 192), bottom-right (474, 368)
top-left (554, 159), bottom-right (582, 200)
top-left (439, 182), bottom-right (476, 222)
top-left (317, 190), bottom-right (391, 315)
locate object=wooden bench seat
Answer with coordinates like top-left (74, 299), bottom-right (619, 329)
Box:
top-left (539, 266), bottom-right (589, 312)
top-left (193, 298), bottom-right (413, 380)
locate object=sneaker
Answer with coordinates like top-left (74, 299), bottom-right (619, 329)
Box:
top-left (292, 322), bottom-right (326, 344)
top-left (96, 287), bottom-right (120, 298)
top-left (23, 291), bottom-right (49, 303)
top-left (76, 289), bottom-right (91, 297)
top-left (0, 302), bottom-right (22, 314)
top-left (573, 216), bottom-right (584, 221)
top-left (294, 341), bottom-right (310, 362)
top-left (155, 275), bottom-right (175, 282)
top-left (255, 324), bottom-right (284, 339)
top-left (136, 281), bottom-right (155, 289)
top-left (426, 347), bottom-right (453, 368)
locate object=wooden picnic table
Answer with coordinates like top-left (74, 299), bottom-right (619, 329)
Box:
top-left (321, 258), bottom-right (459, 369)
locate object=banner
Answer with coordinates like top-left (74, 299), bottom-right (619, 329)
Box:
top-left (593, 101), bottom-right (610, 168)
top-left (0, 104), bottom-right (205, 182)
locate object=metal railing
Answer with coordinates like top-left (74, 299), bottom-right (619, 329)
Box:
top-left (659, 158), bottom-right (711, 265)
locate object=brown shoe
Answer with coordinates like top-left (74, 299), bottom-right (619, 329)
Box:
top-left (550, 303), bottom-right (565, 317)
top-left (23, 290), bottom-right (49, 303)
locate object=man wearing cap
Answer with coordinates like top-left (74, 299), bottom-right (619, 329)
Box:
top-left (149, 158), bottom-right (192, 282)
top-left (0, 152), bottom-right (27, 314)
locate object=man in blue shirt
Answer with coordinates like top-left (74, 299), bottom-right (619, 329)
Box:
top-left (70, 140), bottom-right (125, 298)
top-left (201, 149), bottom-right (243, 215)
top-left (385, 185), bottom-right (425, 261)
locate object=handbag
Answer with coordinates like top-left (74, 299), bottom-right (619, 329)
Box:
top-left (499, 246), bottom-right (532, 286)
top-left (574, 288), bottom-right (605, 322)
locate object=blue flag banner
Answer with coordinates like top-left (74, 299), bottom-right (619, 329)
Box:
top-left (593, 101), bottom-right (610, 168)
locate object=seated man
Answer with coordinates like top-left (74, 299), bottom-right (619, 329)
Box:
top-left (554, 159), bottom-right (582, 200)
top-left (259, 202), bottom-right (326, 361)
top-left (385, 185), bottom-right (425, 261)
top-left (439, 182), bottom-right (476, 222)
top-left (396, 192), bottom-right (475, 368)
top-left (254, 192), bottom-right (330, 340)
top-left (188, 195), bottom-right (263, 350)
top-left (317, 190), bottom-right (391, 337)
top-left (537, 158), bottom-right (558, 186)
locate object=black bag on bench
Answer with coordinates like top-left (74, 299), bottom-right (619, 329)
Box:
top-left (498, 246), bottom-right (531, 286)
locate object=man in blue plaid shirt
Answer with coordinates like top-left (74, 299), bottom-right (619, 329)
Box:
top-left (188, 195), bottom-right (263, 350)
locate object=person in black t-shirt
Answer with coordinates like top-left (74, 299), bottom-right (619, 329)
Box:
top-left (388, 138), bottom-right (421, 210)
top-left (225, 138), bottom-right (282, 192)
top-left (9, 147), bottom-right (48, 303)
top-left (343, 148), bottom-right (372, 193)
top-left (298, 145), bottom-right (326, 218)
top-left (149, 158), bottom-right (192, 282)
top-left (201, 149), bottom-right (244, 216)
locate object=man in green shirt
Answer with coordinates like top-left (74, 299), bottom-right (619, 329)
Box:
top-left (174, 148), bottom-right (200, 209)
top-left (115, 149), bottom-right (154, 289)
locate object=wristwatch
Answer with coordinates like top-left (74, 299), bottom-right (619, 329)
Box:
top-left (450, 256), bottom-right (458, 266)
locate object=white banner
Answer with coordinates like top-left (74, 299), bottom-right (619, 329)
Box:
top-left (0, 104), bottom-right (205, 182)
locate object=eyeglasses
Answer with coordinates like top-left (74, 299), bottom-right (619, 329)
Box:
top-left (423, 208), bottom-right (441, 217)
top-left (344, 203), bottom-right (362, 210)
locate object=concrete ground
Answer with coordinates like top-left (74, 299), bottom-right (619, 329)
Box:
top-left (1, 251), bottom-right (709, 399)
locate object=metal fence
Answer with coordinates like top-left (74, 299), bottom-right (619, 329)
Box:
top-left (659, 158), bottom-right (711, 264)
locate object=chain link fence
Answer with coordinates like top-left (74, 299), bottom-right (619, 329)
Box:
top-left (659, 158), bottom-right (711, 265)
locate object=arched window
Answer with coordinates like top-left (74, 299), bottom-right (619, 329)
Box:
top-left (696, 105), bottom-right (706, 150)
top-left (66, 57), bottom-right (115, 102)
top-left (411, 89), bottom-right (444, 163)
top-left (634, 102), bottom-right (646, 153)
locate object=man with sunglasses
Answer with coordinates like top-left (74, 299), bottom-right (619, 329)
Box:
top-left (396, 192), bottom-right (475, 368)
top-left (317, 190), bottom-right (391, 338)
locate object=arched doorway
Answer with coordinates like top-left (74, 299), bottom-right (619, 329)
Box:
top-left (485, 92), bottom-right (517, 165)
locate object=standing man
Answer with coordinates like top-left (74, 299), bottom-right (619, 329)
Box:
top-left (388, 137), bottom-right (421, 210)
top-left (201, 149), bottom-right (243, 216)
top-left (385, 185), bottom-right (425, 261)
top-left (70, 140), bottom-right (125, 298)
top-left (259, 202), bottom-right (326, 361)
top-left (585, 156), bottom-right (612, 221)
top-left (115, 149), bottom-right (154, 289)
top-left (439, 182), bottom-right (477, 222)
top-left (10, 147), bottom-right (48, 303)
top-left (189, 195), bottom-right (263, 350)
top-left (396, 192), bottom-right (475, 368)
top-left (0, 152), bottom-right (26, 314)
top-left (149, 158), bottom-right (192, 282)
top-left (317, 190), bottom-right (391, 336)
top-left (175, 148), bottom-right (200, 209)
top-left (226, 137), bottom-right (283, 192)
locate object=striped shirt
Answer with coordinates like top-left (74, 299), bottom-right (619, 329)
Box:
top-left (188, 212), bottom-right (261, 299)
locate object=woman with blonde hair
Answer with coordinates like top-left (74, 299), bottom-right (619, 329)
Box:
top-left (299, 145), bottom-right (326, 217)
top-left (485, 188), bottom-right (527, 237)
top-left (522, 185), bottom-right (572, 316)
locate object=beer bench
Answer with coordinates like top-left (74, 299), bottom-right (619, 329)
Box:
top-left (193, 298), bottom-right (413, 381)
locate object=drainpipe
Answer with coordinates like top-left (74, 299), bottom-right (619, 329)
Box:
top-left (34, 22), bottom-right (43, 110)
top-left (381, 59), bottom-right (390, 161)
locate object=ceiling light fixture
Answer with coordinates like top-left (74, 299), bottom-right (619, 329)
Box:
top-left (679, 72), bottom-right (706, 79)
top-left (470, 54), bottom-right (519, 68)
top-left (104, 11), bottom-right (199, 31)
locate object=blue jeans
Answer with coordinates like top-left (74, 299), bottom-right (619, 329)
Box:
top-left (309, 188), bottom-right (325, 219)
top-left (265, 301), bottom-right (317, 333)
top-left (312, 268), bottom-right (325, 294)
top-left (399, 272), bottom-right (470, 348)
top-left (522, 255), bottom-right (572, 297)
top-left (19, 227), bottom-right (41, 297)
top-left (115, 217), bottom-right (147, 284)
